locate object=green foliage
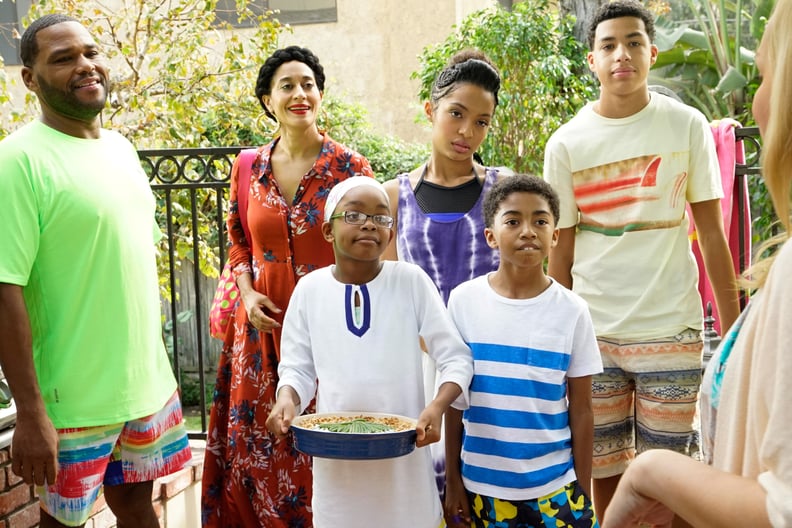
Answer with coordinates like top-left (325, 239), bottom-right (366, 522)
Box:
top-left (0, 55), bottom-right (36, 139)
top-left (352, 132), bottom-right (432, 183)
top-left (748, 170), bottom-right (774, 245)
top-left (320, 97), bottom-right (430, 182)
top-left (163, 309), bottom-right (195, 362)
top-left (0, 0), bottom-right (288, 296)
top-left (179, 373), bottom-right (215, 412)
top-left (201, 92), bottom-right (430, 181)
top-left (414, 0), bottom-right (598, 174)
top-left (39, 0), bottom-right (282, 147)
top-left (0, 0), bottom-right (429, 298)
top-left (652, 0), bottom-right (773, 125)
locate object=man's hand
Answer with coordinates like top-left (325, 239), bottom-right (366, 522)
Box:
top-left (11, 409), bottom-right (58, 486)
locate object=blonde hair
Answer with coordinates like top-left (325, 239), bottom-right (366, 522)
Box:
top-left (743, 0), bottom-right (792, 289)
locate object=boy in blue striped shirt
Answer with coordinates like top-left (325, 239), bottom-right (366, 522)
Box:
top-left (445, 174), bottom-right (602, 527)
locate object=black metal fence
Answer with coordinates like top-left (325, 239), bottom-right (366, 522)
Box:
top-left (140, 126), bottom-right (762, 440)
top-left (140, 146), bottom-right (242, 439)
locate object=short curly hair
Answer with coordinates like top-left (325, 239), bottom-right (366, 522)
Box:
top-left (483, 174), bottom-right (560, 228)
top-left (587, 0), bottom-right (656, 50)
top-left (20, 14), bottom-right (79, 67)
top-left (255, 46), bottom-right (325, 121)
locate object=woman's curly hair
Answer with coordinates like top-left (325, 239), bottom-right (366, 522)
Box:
top-left (255, 46), bottom-right (326, 121)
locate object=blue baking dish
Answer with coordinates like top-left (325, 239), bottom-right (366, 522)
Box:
top-left (290, 411), bottom-right (418, 460)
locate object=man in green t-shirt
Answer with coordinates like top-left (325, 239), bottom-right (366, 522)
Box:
top-left (0, 14), bottom-right (190, 528)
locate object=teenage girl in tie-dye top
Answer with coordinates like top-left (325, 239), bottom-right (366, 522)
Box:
top-left (382, 49), bottom-right (508, 501)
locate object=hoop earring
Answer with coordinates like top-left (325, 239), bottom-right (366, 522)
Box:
top-left (315, 104), bottom-right (330, 135)
top-left (255, 112), bottom-right (279, 138)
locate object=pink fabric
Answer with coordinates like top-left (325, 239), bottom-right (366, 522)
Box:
top-left (688, 119), bottom-right (751, 333)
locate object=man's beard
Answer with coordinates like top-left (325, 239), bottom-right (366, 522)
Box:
top-left (36, 74), bottom-right (109, 121)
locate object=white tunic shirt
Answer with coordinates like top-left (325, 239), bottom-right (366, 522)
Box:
top-left (278, 260), bottom-right (473, 527)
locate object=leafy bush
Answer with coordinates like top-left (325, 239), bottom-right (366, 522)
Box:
top-left (1, 1), bottom-right (430, 291)
top-left (321, 97), bottom-right (430, 182)
top-left (201, 94), bottom-right (430, 182)
top-left (651, 0), bottom-right (772, 125)
top-left (179, 374), bottom-right (215, 412)
top-left (1, 0), bottom-right (283, 147)
top-left (351, 132), bottom-right (431, 182)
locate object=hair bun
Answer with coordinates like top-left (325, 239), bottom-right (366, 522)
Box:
top-left (435, 66), bottom-right (461, 90)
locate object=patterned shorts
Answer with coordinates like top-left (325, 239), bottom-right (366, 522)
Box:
top-left (467, 481), bottom-right (599, 528)
top-left (39, 391), bottom-right (192, 527)
top-left (592, 329), bottom-right (702, 478)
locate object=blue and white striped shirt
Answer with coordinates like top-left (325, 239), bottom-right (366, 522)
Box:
top-left (448, 275), bottom-right (602, 500)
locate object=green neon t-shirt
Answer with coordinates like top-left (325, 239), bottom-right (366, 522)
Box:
top-left (0, 121), bottom-right (177, 428)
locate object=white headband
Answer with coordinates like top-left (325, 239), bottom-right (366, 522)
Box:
top-left (324, 177), bottom-right (390, 222)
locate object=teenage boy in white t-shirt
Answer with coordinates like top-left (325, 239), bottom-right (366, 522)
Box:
top-left (543, 0), bottom-right (740, 522)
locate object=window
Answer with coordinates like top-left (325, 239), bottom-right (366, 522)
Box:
top-left (0, 0), bottom-right (31, 66)
top-left (216, 0), bottom-right (337, 28)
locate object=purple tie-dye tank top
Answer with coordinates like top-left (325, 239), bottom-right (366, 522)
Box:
top-left (396, 168), bottom-right (500, 304)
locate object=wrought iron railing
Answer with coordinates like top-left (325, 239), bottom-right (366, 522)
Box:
top-left (140, 127), bottom-right (762, 440)
top-left (140, 146), bottom-right (243, 440)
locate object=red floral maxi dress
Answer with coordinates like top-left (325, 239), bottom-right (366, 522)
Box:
top-left (201, 134), bottom-right (373, 527)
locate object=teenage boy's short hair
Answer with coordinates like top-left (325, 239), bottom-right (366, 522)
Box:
top-left (587, 0), bottom-right (656, 49)
top-left (483, 174), bottom-right (560, 228)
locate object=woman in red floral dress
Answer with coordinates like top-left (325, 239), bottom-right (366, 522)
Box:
top-left (201, 46), bottom-right (373, 528)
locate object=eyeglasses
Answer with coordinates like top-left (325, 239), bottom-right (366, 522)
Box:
top-left (329, 210), bottom-right (394, 229)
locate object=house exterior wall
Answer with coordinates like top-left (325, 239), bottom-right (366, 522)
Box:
top-left (279, 0), bottom-right (496, 141)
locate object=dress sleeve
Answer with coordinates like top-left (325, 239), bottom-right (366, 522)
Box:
top-left (227, 150), bottom-right (256, 277)
top-left (353, 153), bottom-right (374, 178)
top-left (753, 246), bottom-right (792, 527)
top-left (335, 136), bottom-right (373, 178)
